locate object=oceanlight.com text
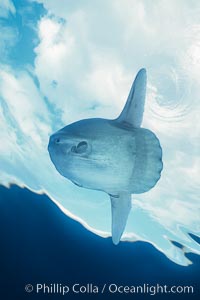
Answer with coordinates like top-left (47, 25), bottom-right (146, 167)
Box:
top-left (25, 283), bottom-right (194, 296)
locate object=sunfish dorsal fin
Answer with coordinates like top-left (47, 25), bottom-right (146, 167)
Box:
top-left (110, 193), bottom-right (132, 245)
top-left (116, 68), bottom-right (147, 128)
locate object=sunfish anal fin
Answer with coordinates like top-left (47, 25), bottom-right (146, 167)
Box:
top-left (110, 193), bottom-right (132, 245)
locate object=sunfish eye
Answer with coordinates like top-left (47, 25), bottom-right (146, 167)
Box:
top-left (71, 141), bottom-right (88, 154)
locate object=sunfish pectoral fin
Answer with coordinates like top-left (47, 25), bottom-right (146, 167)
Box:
top-left (110, 193), bottom-right (132, 245)
top-left (116, 68), bottom-right (147, 128)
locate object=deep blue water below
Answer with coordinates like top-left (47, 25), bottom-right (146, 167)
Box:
top-left (0, 185), bottom-right (199, 299)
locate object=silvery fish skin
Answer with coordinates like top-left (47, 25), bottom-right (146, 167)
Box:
top-left (48, 69), bottom-right (163, 245)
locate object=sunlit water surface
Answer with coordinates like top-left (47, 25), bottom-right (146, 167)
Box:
top-left (0, 0), bottom-right (200, 266)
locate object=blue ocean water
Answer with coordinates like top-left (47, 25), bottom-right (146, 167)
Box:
top-left (0, 185), bottom-right (199, 299)
top-left (1, 0), bottom-right (200, 266)
top-left (0, 2), bottom-right (200, 298)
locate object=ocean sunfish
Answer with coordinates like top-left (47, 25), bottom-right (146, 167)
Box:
top-left (48, 69), bottom-right (163, 244)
